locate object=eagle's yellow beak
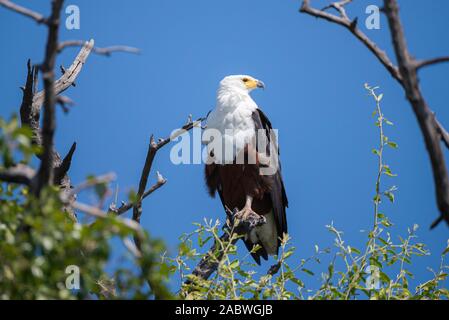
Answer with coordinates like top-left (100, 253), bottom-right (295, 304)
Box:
top-left (245, 78), bottom-right (265, 90)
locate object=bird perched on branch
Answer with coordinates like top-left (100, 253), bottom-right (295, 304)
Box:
top-left (204, 75), bottom-right (288, 264)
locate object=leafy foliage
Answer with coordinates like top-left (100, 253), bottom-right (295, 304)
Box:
top-left (0, 115), bottom-right (171, 299)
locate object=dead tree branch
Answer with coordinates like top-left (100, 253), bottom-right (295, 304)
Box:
top-left (435, 117), bottom-right (449, 150)
top-left (110, 172), bottom-right (167, 216)
top-left (0, 0), bottom-right (46, 24)
top-left (0, 164), bottom-right (35, 185)
top-left (20, 40), bottom-right (94, 186)
top-left (189, 228), bottom-right (237, 283)
top-left (32, 39), bottom-right (95, 113)
top-left (300, 0), bottom-right (449, 228)
top-left (71, 201), bottom-right (144, 236)
top-left (18, 40), bottom-right (94, 218)
top-left (53, 142), bottom-right (77, 183)
top-left (415, 56), bottom-right (449, 70)
top-left (186, 209), bottom-right (266, 284)
top-left (131, 117), bottom-right (204, 226)
top-left (300, 0), bottom-right (402, 82)
top-left (58, 40), bottom-right (141, 56)
top-left (322, 0), bottom-right (353, 20)
top-left (35, 0), bottom-right (64, 195)
top-left (70, 172), bottom-right (117, 197)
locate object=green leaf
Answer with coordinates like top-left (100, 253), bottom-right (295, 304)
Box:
top-left (442, 246), bottom-right (449, 256)
top-left (301, 268), bottom-right (314, 276)
top-left (383, 166), bottom-right (397, 177)
top-left (229, 260), bottom-right (240, 269)
top-left (387, 141), bottom-right (398, 149)
top-left (384, 191), bottom-right (395, 203)
top-left (290, 277), bottom-right (304, 287)
top-left (283, 249), bottom-right (294, 259)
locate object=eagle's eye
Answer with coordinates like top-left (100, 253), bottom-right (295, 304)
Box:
top-left (242, 77), bottom-right (249, 83)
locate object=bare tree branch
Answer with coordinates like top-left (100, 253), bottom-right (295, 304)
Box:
top-left (0, 0), bottom-right (46, 24)
top-left (70, 172), bottom-right (116, 197)
top-left (415, 56), bottom-right (449, 70)
top-left (56, 95), bottom-right (75, 113)
top-left (322, 0), bottom-right (353, 20)
top-left (188, 228), bottom-right (237, 283)
top-left (32, 39), bottom-right (95, 112)
top-left (186, 209), bottom-right (266, 284)
top-left (20, 42), bottom-right (93, 179)
top-left (18, 40), bottom-right (94, 216)
top-left (20, 60), bottom-right (39, 145)
top-left (0, 164), bottom-right (35, 185)
top-left (300, 0), bottom-right (402, 82)
top-left (110, 172), bottom-right (167, 216)
top-left (383, 0), bottom-right (449, 228)
top-left (54, 142), bottom-right (76, 184)
top-left (131, 117), bottom-right (204, 226)
top-left (35, 0), bottom-right (65, 194)
top-left (300, 0), bottom-right (449, 228)
top-left (435, 117), bottom-right (449, 150)
top-left (71, 201), bottom-right (144, 235)
top-left (58, 40), bottom-right (141, 56)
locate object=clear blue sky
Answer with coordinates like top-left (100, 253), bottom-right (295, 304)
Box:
top-left (1, 0), bottom-right (449, 294)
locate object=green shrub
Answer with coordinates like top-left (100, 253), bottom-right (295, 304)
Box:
top-left (0, 115), bottom-right (171, 299)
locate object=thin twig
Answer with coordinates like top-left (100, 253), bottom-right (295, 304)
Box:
top-left (322, 0), bottom-right (352, 20)
top-left (0, 0), bottom-right (46, 24)
top-left (110, 172), bottom-right (167, 216)
top-left (70, 172), bottom-right (117, 197)
top-left (300, 0), bottom-right (402, 82)
top-left (71, 201), bottom-right (143, 235)
top-left (435, 117), bottom-right (449, 150)
top-left (58, 40), bottom-right (141, 56)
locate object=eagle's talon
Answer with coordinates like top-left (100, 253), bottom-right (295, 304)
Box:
top-left (233, 206), bottom-right (265, 229)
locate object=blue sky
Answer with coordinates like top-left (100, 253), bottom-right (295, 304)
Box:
top-left (1, 0), bottom-right (449, 294)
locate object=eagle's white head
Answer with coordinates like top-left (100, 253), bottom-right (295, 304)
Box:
top-left (218, 75), bottom-right (265, 94)
top-left (207, 75), bottom-right (265, 163)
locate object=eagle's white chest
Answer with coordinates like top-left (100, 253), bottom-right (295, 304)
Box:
top-left (206, 90), bottom-right (258, 163)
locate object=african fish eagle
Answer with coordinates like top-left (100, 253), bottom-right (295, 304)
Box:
top-left (204, 75), bottom-right (288, 265)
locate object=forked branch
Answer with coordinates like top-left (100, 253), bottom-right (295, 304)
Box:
top-left (300, 0), bottom-right (449, 228)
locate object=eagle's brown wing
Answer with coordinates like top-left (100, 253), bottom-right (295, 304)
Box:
top-left (250, 108), bottom-right (288, 247)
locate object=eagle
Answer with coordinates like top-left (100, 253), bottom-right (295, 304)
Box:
top-left (204, 75), bottom-right (288, 265)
